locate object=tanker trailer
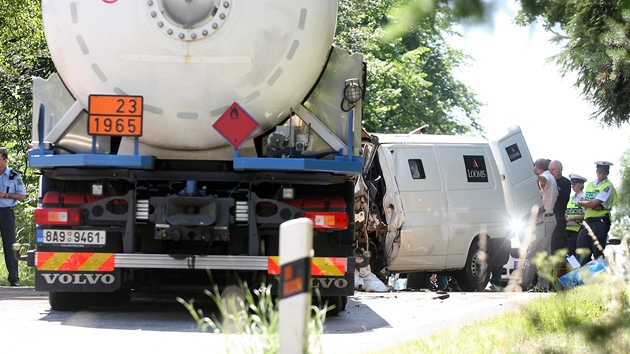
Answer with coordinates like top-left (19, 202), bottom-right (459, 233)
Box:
top-left (25, 0), bottom-right (364, 313)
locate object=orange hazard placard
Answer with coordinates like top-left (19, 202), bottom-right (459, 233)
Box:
top-left (88, 95), bottom-right (143, 136)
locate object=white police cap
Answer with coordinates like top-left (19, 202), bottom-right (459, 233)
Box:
top-left (568, 174), bottom-right (587, 183)
top-left (595, 161), bottom-right (613, 172)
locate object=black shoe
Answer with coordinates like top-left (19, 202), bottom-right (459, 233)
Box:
top-left (445, 285), bottom-right (461, 292)
top-left (489, 283), bottom-right (504, 292)
top-left (525, 285), bottom-right (540, 292)
top-left (527, 285), bottom-right (552, 293)
top-left (10, 281), bottom-right (20, 287)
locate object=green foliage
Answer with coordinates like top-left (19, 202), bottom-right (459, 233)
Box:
top-left (336, 0), bottom-right (483, 135)
top-left (385, 267), bottom-right (630, 353)
top-left (1, 0), bottom-right (54, 148)
top-left (382, 229), bottom-right (630, 353)
top-left (384, 0), bottom-right (494, 41)
top-left (395, 0), bottom-right (630, 128)
top-left (0, 0), bottom-right (51, 266)
top-left (516, 0), bottom-right (630, 127)
top-left (613, 139), bottom-right (630, 234)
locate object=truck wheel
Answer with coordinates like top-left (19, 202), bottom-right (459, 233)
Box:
top-left (323, 296), bottom-right (347, 316)
top-left (454, 241), bottom-right (490, 292)
top-left (49, 292), bottom-right (92, 311)
top-left (94, 289), bottom-right (132, 307)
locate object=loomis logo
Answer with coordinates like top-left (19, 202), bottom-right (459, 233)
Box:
top-left (505, 143), bottom-right (523, 162)
top-left (463, 155), bottom-right (489, 183)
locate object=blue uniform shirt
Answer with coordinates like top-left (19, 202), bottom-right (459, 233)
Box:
top-left (0, 167), bottom-right (25, 207)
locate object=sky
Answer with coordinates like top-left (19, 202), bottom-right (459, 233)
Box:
top-left (448, 7), bottom-right (630, 187)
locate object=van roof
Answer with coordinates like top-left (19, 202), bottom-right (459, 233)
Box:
top-left (369, 133), bottom-right (487, 145)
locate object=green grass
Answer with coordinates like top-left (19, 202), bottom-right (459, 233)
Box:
top-left (0, 233), bottom-right (35, 286)
top-left (178, 283), bottom-right (330, 354)
top-left (376, 241), bottom-right (630, 354)
top-left (0, 203), bottom-right (36, 286)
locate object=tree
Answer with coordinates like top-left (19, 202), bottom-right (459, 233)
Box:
top-left (509, 0), bottom-right (630, 231)
top-left (336, 0), bottom-right (483, 135)
top-left (395, 0), bottom-right (630, 128)
top-left (514, 0), bottom-right (630, 128)
top-left (0, 0), bottom-right (54, 156)
top-left (612, 141), bottom-right (630, 235)
top-left (0, 0), bottom-right (54, 253)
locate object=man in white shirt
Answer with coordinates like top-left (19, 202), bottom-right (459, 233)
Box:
top-left (521, 158), bottom-right (558, 291)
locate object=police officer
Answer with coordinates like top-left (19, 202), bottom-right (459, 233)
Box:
top-left (565, 174), bottom-right (587, 258)
top-left (0, 148), bottom-right (26, 286)
top-left (576, 161), bottom-right (618, 265)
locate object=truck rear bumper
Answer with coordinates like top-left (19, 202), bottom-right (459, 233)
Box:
top-left (115, 254), bottom-right (270, 270)
top-left (29, 251), bottom-right (354, 296)
top-left (29, 251), bottom-right (350, 273)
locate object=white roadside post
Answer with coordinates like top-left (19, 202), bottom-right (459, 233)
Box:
top-left (279, 218), bottom-right (313, 354)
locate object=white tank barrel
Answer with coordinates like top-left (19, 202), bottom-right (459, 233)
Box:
top-left (42, 0), bottom-right (338, 151)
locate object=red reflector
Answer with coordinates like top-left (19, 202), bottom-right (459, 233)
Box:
top-left (63, 194), bottom-right (86, 205)
top-left (42, 192), bottom-right (61, 205)
top-left (303, 212), bottom-right (348, 230)
top-left (34, 208), bottom-right (81, 226)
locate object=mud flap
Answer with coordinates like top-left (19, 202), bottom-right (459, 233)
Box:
top-left (35, 269), bottom-right (121, 292)
top-left (267, 257), bottom-right (356, 297)
top-left (490, 237), bottom-right (510, 268)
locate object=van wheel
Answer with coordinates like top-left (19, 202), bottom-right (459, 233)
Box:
top-left (49, 292), bottom-right (92, 311)
top-left (454, 241), bottom-right (490, 292)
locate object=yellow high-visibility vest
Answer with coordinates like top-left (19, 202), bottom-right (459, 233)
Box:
top-left (565, 196), bottom-right (584, 232)
top-left (584, 179), bottom-right (618, 219)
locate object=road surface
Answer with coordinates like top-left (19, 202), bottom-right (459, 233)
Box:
top-left (0, 286), bottom-right (545, 353)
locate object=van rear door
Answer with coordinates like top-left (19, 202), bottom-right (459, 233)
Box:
top-left (490, 126), bottom-right (544, 240)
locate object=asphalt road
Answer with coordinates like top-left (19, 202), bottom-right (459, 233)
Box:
top-left (0, 286), bottom-right (545, 353)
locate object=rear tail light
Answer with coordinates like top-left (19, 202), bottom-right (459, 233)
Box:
top-left (34, 208), bottom-right (81, 226)
top-left (303, 212), bottom-right (348, 230)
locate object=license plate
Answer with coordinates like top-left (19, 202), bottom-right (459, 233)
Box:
top-left (37, 229), bottom-right (106, 245)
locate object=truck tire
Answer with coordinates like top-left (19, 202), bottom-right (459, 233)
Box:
top-left (454, 240), bottom-right (490, 292)
top-left (93, 289), bottom-right (132, 308)
top-left (323, 296), bottom-right (347, 316)
top-left (49, 292), bottom-right (92, 311)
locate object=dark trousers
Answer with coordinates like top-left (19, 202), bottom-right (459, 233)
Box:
top-left (576, 216), bottom-right (610, 265)
top-left (551, 216), bottom-right (568, 255)
top-left (0, 207), bottom-right (19, 283)
top-left (566, 230), bottom-right (579, 258)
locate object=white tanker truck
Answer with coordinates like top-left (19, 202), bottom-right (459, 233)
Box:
top-left (25, 0), bottom-right (363, 312)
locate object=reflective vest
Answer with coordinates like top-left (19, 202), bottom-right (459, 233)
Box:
top-left (584, 179), bottom-right (618, 219)
top-left (565, 195), bottom-right (584, 232)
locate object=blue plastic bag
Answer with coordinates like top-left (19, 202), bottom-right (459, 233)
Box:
top-left (556, 257), bottom-right (607, 290)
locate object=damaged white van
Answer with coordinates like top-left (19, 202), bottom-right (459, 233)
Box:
top-left (355, 126), bottom-right (544, 291)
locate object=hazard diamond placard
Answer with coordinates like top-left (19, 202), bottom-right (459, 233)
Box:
top-left (213, 102), bottom-right (259, 149)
